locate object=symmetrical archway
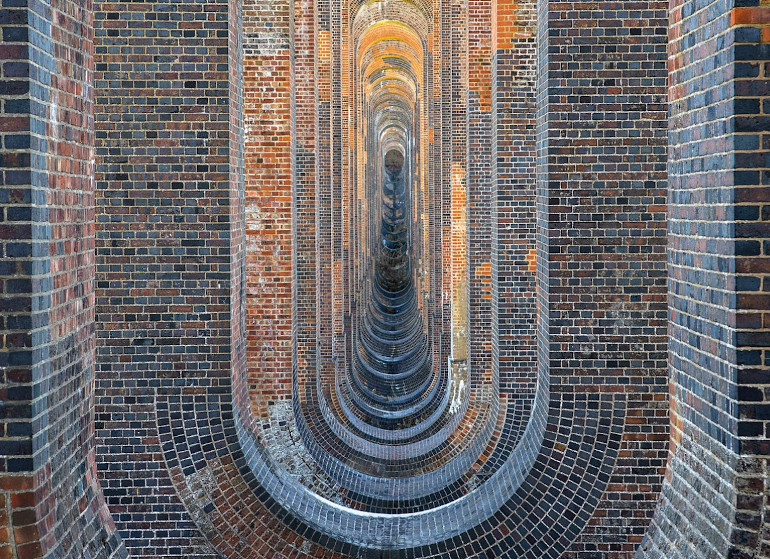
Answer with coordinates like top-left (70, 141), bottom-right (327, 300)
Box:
top-left (1, 0), bottom-right (769, 557)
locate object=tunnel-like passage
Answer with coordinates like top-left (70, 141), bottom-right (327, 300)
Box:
top-left (9, 0), bottom-right (769, 555)
top-left (354, 148), bottom-right (433, 412)
top-left (79, 0), bottom-right (675, 554)
top-left (286, 4), bottom-right (497, 505)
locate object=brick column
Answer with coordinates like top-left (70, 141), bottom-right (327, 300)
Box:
top-left (731, 6), bottom-right (770, 552)
top-left (0, 0), bottom-right (124, 557)
top-left (293, 0), bottom-right (318, 403)
top-left (93, 0), bottom-right (242, 554)
top-left (449, 0), bottom-right (469, 381)
top-left (642, 1), bottom-right (770, 557)
top-left (491, 0), bottom-right (537, 408)
top-left (536, 0), bottom-right (670, 552)
top-left (468, 0), bottom-right (494, 391)
top-left (243, 0), bottom-right (293, 419)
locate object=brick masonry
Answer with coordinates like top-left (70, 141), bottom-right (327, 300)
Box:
top-left (1, 0), bottom-right (770, 557)
top-left (243, 0), bottom-right (293, 419)
top-left (0, 0), bottom-right (125, 558)
top-left (535, 0), bottom-right (671, 554)
top-left (92, 0), bottom-right (241, 555)
top-left (492, 0), bottom-right (538, 441)
top-left (640, 0), bottom-right (770, 557)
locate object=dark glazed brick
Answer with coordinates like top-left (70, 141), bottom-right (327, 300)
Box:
top-left (0, 0), bottom-right (127, 558)
top-left (642, 0), bottom-right (770, 557)
top-left (2, 0), bottom-right (766, 556)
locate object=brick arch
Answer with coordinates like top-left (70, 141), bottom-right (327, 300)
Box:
top-left (7, 0), bottom-right (770, 555)
top-left (351, 0), bottom-right (432, 41)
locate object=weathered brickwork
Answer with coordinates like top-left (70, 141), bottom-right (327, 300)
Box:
top-left (449, 0), bottom-right (468, 367)
top-left (491, 0), bottom-right (538, 431)
top-left (537, 0), bottom-right (671, 555)
top-left (468, 0), bottom-right (494, 392)
top-left (92, 0), bottom-right (242, 555)
top-left (243, 0), bottom-right (293, 418)
top-left (640, 0), bottom-right (770, 557)
top-left (3, 0), bottom-right (770, 556)
top-left (732, 7), bottom-right (770, 556)
top-left (0, 1), bottom-right (124, 558)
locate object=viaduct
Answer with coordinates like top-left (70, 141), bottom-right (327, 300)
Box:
top-left (1, 0), bottom-right (770, 557)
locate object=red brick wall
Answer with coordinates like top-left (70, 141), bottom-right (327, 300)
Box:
top-left (0, 0), bottom-right (124, 557)
top-left (5, 0), bottom-right (770, 556)
top-left (468, 0), bottom-right (494, 389)
top-left (243, 0), bottom-right (293, 418)
top-left (293, 0), bottom-right (319, 404)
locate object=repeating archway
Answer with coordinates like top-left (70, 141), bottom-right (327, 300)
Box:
top-left (12, 0), bottom-right (756, 555)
